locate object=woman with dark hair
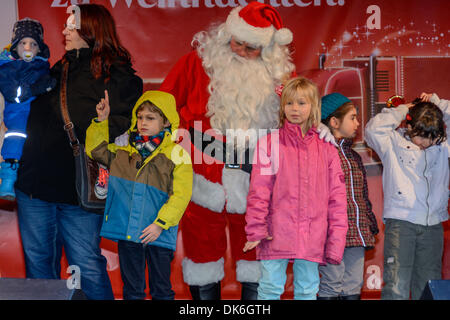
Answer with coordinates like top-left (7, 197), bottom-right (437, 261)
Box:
top-left (15, 4), bottom-right (143, 300)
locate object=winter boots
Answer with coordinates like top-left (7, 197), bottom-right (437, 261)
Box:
top-left (0, 159), bottom-right (18, 200)
top-left (241, 282), bottom-right (258, 300)
top-left (189, 281), bottom-right (259, 300)
top-left (317, 294), bottom-right (361, 300)
top-left (189, 282), bottom-right (221, 300)
top-left (340, 294), bottom-right (361, 300)
top-left (317, 295), bottom-right (340, 300)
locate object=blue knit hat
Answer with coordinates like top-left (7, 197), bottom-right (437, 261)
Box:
top-left (321, 93), bottom-right (352, 120)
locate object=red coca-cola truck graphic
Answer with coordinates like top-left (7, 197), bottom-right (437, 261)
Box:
top-left (301, 55), bottom-right (450, 165)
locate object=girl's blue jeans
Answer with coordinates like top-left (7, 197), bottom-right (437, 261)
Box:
top-left (258, 258), bottom-right (320, 300)
top-left (16, 188), bottom-right (114, 300)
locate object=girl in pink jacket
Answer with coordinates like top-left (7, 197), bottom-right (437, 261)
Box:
top-left (243, 77), bottom-right (348, 300)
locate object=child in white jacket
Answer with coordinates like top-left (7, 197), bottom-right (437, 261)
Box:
top-left (365, 92), bottom-right (449, 300)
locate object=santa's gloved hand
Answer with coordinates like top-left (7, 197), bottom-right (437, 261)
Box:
top-left (317, 122), bottom-right (337, 147)
top-left (114, 131), bottom-right (129, 146)
top-left (191, 173), bottom-right (226, 213)
top-left (30, 74), bottom-right (57, 97)
top-left (222, 167), bottom-right (250, 214)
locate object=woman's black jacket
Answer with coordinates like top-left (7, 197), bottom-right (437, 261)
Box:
top-left (16, 47), bottom-right (143, 205)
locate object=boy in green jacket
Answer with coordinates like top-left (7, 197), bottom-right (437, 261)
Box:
top-left (86, 90), bottom-right (193, 300)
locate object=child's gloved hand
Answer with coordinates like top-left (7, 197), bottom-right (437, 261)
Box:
top-left (30, 74), bottom-right (57, 96)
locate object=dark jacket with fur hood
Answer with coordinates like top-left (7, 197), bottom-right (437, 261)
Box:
top-left (16, 47), bottom-right (143, 205)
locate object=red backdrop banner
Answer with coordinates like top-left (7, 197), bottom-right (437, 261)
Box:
top-left (16, 0), bottom-right (450, 84)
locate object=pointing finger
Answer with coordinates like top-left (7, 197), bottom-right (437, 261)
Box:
top-left (104, 90), bottom-right (109, 105)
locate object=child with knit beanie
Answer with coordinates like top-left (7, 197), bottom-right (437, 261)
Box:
top-left (0, 18), bottom-right (56, 200)
top-left (318, 93), bottom-right (379, 300)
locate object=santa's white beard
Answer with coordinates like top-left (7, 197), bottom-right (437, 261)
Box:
top-left (205, 48), bottom-right (280, 134)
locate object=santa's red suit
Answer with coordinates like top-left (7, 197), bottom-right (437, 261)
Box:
top-left (161, 48), bottom-right (258, 278)
top-left (160, 2), bottom-right (295, 299)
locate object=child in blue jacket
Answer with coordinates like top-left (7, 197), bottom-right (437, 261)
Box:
top-left (0, 18), bottom-right (56, 200)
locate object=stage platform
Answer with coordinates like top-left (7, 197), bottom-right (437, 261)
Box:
top-left (1, 172), bottom-right (449, 300)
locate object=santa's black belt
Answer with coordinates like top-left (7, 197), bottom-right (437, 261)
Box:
top-left (189, 127), bottom-right (252, 174)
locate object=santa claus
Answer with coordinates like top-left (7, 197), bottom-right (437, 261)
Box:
top-left (160, 2), bottom-right (296, 299)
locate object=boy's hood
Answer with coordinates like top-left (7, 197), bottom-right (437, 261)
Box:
top-left (129, 90), bottom-right (179, 134)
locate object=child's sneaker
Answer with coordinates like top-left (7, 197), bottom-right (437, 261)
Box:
top-left (0, 160), bottom-right (18, 201)
top-left (94, 164), bottom-right (109, 200)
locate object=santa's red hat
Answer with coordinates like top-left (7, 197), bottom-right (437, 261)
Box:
top-left (225, 2), bottom-right (293, 47)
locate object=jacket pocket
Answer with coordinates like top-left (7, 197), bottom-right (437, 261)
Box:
top-left (265, 215), bottom-right (294, 253)
top-left (100, 185), bottom-right (129, 239)
top-left (431, 184), bottom-right (449, 214)
top-left (386, 177), bottom-right (415, 209)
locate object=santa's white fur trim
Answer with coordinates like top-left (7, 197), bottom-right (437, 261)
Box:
top-left (274, 28), bottom-right (293, 46)
top-left (236, 260), bottom-right (261, 283)
top-left (182, 257), bottom-right (225, 286)
top-left (222, 167), bottom-right (250, 214)
top-left (226, 6), bottom-right (275, 48)
top-left (191, 173), bottom-right (226, 213)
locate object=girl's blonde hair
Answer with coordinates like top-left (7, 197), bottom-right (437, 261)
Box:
top-left (279, 76), bottom-right (321, 131)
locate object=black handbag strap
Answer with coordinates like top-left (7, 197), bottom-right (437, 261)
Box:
top-left (59, 62), bottom-right (80, 157)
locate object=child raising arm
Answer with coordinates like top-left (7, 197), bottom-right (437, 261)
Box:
top-left (365, 92), bottom-right (449, 300)
top-left (86, 90), bottom-right (193, 300)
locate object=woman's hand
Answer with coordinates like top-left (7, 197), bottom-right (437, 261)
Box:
top-left (243, 236), bottom-right (273, 252)
top-left (140, 223), bottom-right (163, 244)
top-left (96, 90), bottom-right (110, 122)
